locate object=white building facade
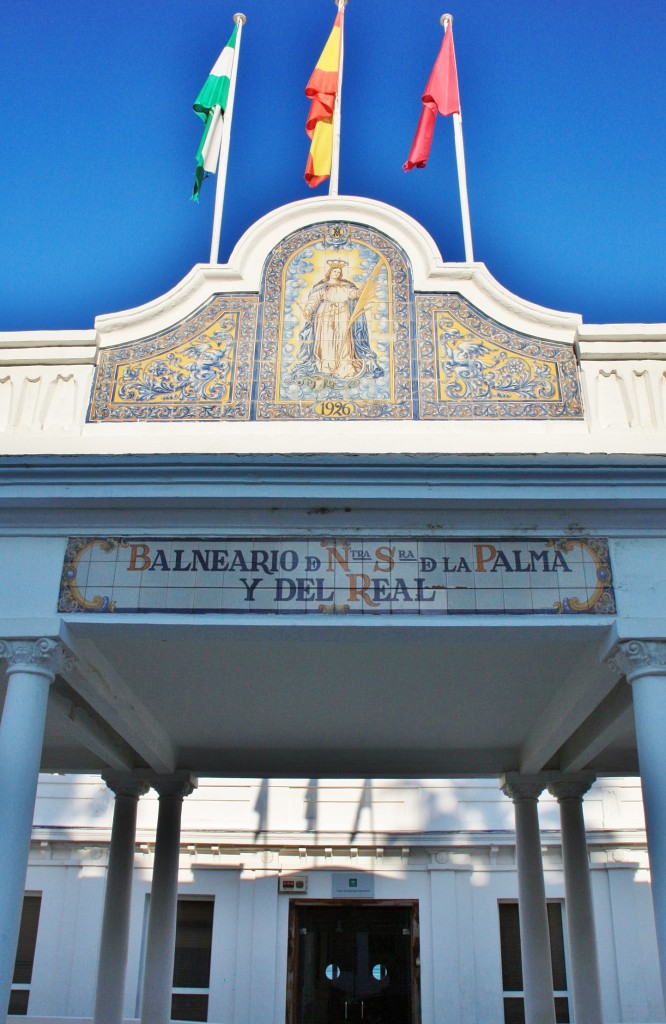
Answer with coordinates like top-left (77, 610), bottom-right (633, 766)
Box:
top-left (2, 195), bottom-right (666, 1024)
top-left (14, 775), bottom-right (665, 1024)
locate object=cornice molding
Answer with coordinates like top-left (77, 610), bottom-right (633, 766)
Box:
top-left (0, 454), bottom-right (665, 514)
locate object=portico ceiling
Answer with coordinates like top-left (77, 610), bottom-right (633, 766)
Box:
top-left (1, 617), bottom-right (632, 779)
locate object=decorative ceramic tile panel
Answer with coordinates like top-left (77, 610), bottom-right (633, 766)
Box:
top-left (87, 223), bottom-right (584, 423)
top-left (416, 293), bottom-right (583, 419)
top-left (88, 295), bottom-right (257, 421)
top-left (255, 222), bottom-right (414, 420)
top-left (59, 536), bottom-right (614, 616)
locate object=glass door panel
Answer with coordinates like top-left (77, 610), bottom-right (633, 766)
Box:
top-left (293, 904), bottom-right (415, 1024)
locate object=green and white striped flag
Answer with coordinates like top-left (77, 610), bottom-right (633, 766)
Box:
top-left (192, 23), bottom-right (238, 201)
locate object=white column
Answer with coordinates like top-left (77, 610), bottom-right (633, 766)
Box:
top-left (0, 638), bottom-right (61, 1021)
top-left (94, 773), bottom-right (150, 1024)
top-left (607, 640), bottom-right (666, 1003)
top-left (501, 774), bottom-right (556, 1024)
top-left (140, 773), bottom-right (197, 1024)
top-left (547, 774), bottom-right (604, 1023)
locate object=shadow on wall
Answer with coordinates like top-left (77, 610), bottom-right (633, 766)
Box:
top-left (250, 776), bottom-right (521, 845)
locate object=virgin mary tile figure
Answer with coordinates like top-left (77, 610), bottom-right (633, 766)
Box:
top-left (291, 259), bottom-right (383, 383)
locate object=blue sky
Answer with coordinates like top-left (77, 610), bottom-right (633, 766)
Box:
top-left (1, 0), bottom-right (664, 330)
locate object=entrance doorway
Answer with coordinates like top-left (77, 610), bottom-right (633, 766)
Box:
top-left (287, 901), bottom-right (420, 1024)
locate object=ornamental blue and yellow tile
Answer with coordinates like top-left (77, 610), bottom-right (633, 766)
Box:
top-left (87, 220), bottom-right (584, 425)
top-left (415, 293), bottom-right (583, 420)
top-left (88, 295), bottom-right (256, 421)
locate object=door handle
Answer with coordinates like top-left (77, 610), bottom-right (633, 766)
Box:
top-left (361, 1001), bottom-right (364, 1020)
top-left (344, 1001), bottom-right (348, 1020)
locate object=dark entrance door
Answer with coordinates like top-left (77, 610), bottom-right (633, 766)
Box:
top-left (289, 902), bottom-right (419, 1024)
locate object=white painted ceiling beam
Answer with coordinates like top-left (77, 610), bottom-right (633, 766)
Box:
top-left (520, 638), bottom-right (619, 773)
top-left (558, 683), bottom-right (634, 773)
top-left (59, 625), bottom-right (176, 774)
top-left (49, 689), bottom-right (135, 771)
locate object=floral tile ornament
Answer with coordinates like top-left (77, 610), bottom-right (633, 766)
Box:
top-left (88, 295), bottom-right (257, 421)
top-left (416, 293), bottom-right (583, 419)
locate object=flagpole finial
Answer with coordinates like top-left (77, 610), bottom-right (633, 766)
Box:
top-left (233, 12), bottom-right (246, 24)
top-left (440, 13), bottom-right (453, 27)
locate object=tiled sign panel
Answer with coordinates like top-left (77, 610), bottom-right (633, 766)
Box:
top-left (59, 537), bottom-right (615, 616)
top-left (88, 222), bottom-right (583, 422)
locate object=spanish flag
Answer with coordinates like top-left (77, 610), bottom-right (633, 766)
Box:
top-left (304, 10), bottom-right (343, 188)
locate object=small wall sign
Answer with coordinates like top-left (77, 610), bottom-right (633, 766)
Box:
top-left (332, 873), bottom-right (375, 898)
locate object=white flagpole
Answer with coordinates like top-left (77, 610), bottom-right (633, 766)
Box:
top-left (210, 12), bottom-right (246, 265)
top-left (328, 0), bottom-right (347, 197)
top-left (442, 14), bottom-right (474, 263)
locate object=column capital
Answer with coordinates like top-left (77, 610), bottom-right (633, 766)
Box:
top-left (0, 637), bottom-right (63, 680)
top-left (606, 639), bottom-right (666, 683)
top-left (152, 771), bottom-right (198, 800)
top-left (102, 771), bottom-right (151, 800)
top-left (547, 771), bottom-right (596, 802)
top-left (500, 772), bottom-right (548, 802)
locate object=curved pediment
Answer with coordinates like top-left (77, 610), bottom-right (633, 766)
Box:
top-left (89, 198), bottom-right (583, 424)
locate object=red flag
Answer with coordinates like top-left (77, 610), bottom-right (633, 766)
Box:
top-left (403, 23), bottom-right (460, 171)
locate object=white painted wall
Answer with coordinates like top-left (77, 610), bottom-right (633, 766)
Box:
top-left (0, 538), bottom-right (66, 622)
top-left (19, 776), bottom-right (666, 1024)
